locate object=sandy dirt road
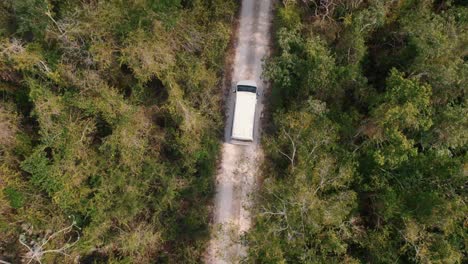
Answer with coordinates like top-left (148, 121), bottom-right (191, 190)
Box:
top-left (206, 0), bottom-right (273, 263)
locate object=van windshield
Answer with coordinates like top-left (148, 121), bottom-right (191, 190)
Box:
top-left (237, 85), bottom-right (257, 93)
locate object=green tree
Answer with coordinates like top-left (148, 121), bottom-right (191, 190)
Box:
top-left (248, 101), bottom-right (359, 263)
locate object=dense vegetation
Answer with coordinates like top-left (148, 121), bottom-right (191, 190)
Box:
top-left (0, 0), bottom-right (236, 262)
top-left (248, 0), bottom-right (467, 263)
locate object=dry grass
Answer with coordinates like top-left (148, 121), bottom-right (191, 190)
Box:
top-left (0, 104), bottom-right (18, 150)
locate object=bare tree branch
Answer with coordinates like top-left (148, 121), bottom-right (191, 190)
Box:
top-left (19, 217), bottom-right (80, 264)
top-left (45, 7), bottom-right (64, 35)
top-left (277, 127), bottom-right (297, 168)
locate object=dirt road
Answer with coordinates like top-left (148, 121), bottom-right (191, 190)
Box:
top-left (206, 0), bottom-right (273, 263)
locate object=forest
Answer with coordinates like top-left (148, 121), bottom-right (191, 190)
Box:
top-left (0, 0), bottom-right (236, 263)
top-left (0, 0), bottom-right (466, 263)
top-left (247, 0), bottom-right (467, 263)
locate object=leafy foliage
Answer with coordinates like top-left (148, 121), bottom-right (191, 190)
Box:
top-left (249, 0), bottom-right (467, 263)
top-left (0, 0), bottom-right (236, 262)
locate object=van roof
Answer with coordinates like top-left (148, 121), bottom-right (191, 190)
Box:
top-left (231, 91), bottom-right (256, 141)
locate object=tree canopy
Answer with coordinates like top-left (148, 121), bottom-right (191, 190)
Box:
top-left (0, 0), bottom-right (236, 262)
top-left (248, 0), bottom-right (467, 263)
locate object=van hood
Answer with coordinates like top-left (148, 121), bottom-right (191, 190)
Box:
top-left (236, 80), bottom-right (257, 88)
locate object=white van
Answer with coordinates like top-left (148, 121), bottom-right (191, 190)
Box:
top-left (231, 80), bottom-right (258, 142)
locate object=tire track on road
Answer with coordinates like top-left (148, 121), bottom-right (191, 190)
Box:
top-left (206, 1), bottom-right (273, 263)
